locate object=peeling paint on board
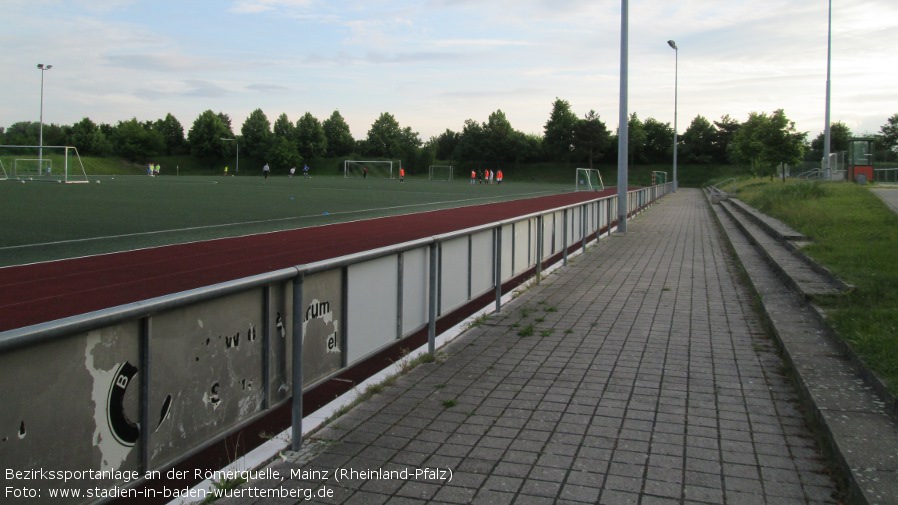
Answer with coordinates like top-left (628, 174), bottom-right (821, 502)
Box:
top-left (85, 333), bottom-right (136, 471)
top-left (303, 299), bottom-right (339, 354)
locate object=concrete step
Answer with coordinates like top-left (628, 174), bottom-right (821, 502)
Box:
top-left (716, 196), bottom-right (851, 300)
top-left (708, 193), bottom-right (898, 505)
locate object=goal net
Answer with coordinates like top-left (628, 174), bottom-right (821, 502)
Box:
top-left (0, 145), bottom-right (89, 183)
top-left (575, 168), bottom-right (604, 191)
top-left (429, 165), bottom-right (454, 181)
top-left (344, 160), bottom-right (394, 179)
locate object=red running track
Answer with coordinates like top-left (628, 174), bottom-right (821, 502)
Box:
top-left (0, 190), bottom-right (615, 333)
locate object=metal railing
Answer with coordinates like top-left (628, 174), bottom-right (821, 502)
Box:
top-left (0, 183), bottom-right (670, 502)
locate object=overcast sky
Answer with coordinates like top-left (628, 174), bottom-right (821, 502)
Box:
top-left (2, 0), bottom-right (896, 142)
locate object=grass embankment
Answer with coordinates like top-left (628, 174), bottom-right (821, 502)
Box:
top-left (735, 179), bottom-right (898, 395)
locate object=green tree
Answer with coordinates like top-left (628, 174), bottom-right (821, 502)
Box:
top-left (366, 112), bottom-right (402, 157)
top-left (626, 113), bottom-right (648, 164)
top-left (112, 118), bottom-right (165, 161)
top-left (273, 113), bottom-right (295, 139)
top-left (153, 113), bottom-right (186, 155)
top-left (573, 110), bottom-right (611, 168)
top-left (483, 109), bottom-right (515, 166)
top-left (642, 117), bottom-right (673, 164)
top-left (68, 117), bottom-right (109, 155)
top-left (712, 114), bottom-right (741, 164)
top-left (543, 98), bottom-right (578, 163)
top-left (3, 122), bottom-right (39, 146)
top-left (433, 129), bottom-right (460, 161)
top-left (511, 131), bottom-right (543, 167)
top-left (268, 135), bottom-right (302, 171)
top-left (396, 126), bottom-right (422, 170)
top-left (879, 113), bottom-right (898, 158)
top-left (295, 112), bottom-right (328, 160)
top-left (188, 110), bottom-right (233, 159)
top-left (241, 108), bottom-right (272, 161)
top-left (322, 110), bottom-right (355, 157)
top-left (732, 109), bottom-right (806, 178)
top-left (680, 115), bottom-right (716, 164)
top-left (453, 119), bottom-right (487, 168)
top-left (809, 122), bottom-right (852, 162)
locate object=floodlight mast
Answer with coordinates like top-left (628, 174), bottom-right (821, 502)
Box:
top-left (37, 63), bottom-right (52, 175)
top-left (617, 0), bottom-right (629, 233)
top-left (823, 0), bottom-right (832, 174)
top-left (667, 40), bottom-right (678, 192)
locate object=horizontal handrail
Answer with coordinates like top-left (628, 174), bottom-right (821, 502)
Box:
top-left (0, 190), bottom-right (626, 352)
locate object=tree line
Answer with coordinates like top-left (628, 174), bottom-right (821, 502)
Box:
top-left (2, 99), bottom-right (896, 177)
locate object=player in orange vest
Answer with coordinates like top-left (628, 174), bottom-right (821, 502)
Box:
top-left (399, 167), bottom-right (405, 183)
top-left (485, 169), bottom-right (491, 184)
top-left (497, 169), bottom-right (504, 184)
top-left (470, 170), bottom-right (476, 185)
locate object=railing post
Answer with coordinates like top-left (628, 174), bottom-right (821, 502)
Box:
top-left (494, 226), bottom-right (502, 313)
top-left (396, 252), bottom-right (404, 340)
top-left (536, 215), bottom-right (543, 280)
top-left (428, 242), bottom-right (438, 355)
top-left (581, 204), bottom-right (588, 251)
top-left (262, 285), bottom-right (271, 409)
top-left (562, 209), bottom-right (568, 266)
top-left (139, 316), bottom-right (151, 472)
top-left (290, 274), bottom-right (304, 452)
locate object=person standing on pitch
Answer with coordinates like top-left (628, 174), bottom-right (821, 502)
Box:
top-left (497, 169), bottom-right (503, 185)
top-left (399, 166), bottom-right (405, 183)
top-left (471, 170), bottom-right (476, 185)
top-left (263, 162), bottom-right (270, 180)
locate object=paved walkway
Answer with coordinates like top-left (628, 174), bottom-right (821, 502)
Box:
top-left (871, 187), bottom-right (898, 216)
top-left (220, 189), bottom-right (839, 504)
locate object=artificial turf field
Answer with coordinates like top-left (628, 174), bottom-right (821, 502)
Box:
top-left (0, 174), bottom-right (575, 268)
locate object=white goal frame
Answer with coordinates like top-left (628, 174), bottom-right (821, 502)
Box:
top-left (344, 160), bottom-right (394, 179)
top-left (0, 145), bottom-right (89, 183)
top-left (575, 168), bottom-right (604, 191)
top-left (428, 165), bottom-right (454, 181)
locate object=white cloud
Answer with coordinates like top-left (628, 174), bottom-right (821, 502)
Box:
top-left (1, 0), bottom-right (896, 141)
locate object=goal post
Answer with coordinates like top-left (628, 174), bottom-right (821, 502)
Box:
top-left (428, 165), bottom-right (454, 181)
top-left (0, 145), bottom-right (89, 183)
top-left (344, 160), bottom-right (394, 179)
top-left (575, 168), bottom-right (604, 191)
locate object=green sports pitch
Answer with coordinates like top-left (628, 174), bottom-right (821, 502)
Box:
top-left (0, 174), bottom-right (572, 267)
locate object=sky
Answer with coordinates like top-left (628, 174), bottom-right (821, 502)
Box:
top-left (2, 0), bottom-right (896, 143)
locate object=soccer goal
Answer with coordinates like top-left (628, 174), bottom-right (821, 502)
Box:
top-left (344, 160), bottom-right (394, 179)
top-left (0, 145), bottom-right (89, 183)
top-left (429, 165), bottom-right (454, 182)
top-left (575, 168), bottom-right (604, 191)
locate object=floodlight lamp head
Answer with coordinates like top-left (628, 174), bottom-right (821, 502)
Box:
top-left (37, 63), bottom-right (52, 70)
top-left (667, 40), bottom-right (678, 50)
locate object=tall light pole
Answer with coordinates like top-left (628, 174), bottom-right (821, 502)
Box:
top-left (667, 40), bottom-right (679, 192)
top-left (37, 63), bottom-right (52, 175)
top-left (220, 137), bottom-right (239, 174)
top-left (823, 0), bottom-right (832, 175)
top-left (616, 0), bottom-right (629, 233)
